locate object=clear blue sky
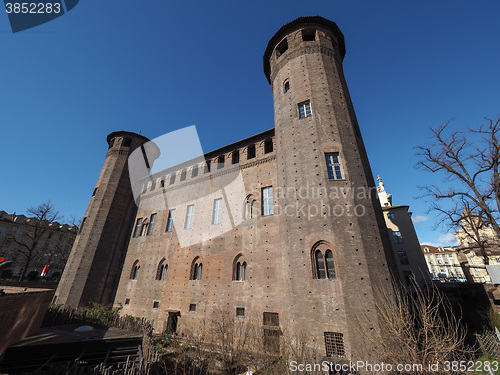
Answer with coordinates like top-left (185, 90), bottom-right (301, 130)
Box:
top-left (1, 0), bottom-right (499, 246)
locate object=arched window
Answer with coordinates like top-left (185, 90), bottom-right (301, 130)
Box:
top-left (312, 242), bottom-right (337, 280)
top-left (190, 257), bottom-right (203, 280)
top-left (325, 250), bottom-right (336, 279)
top-left (156, 258), bottom-right (168, 281)
top-left (130, 260), bottom-right (140, 280)
top-left (244, 195), bottom-right (257, 220)
top-left (233, 254), bottom-right (248, 281)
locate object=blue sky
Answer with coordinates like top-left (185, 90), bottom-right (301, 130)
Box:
top-left (1, 0), bottom-right (499, 246)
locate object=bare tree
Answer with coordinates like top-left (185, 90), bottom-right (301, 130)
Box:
top-left (418, 116), bottom-right (500, 261)
top-left (356, 280), bottom-right (472, 374)
top-left (12, 201), bottom-right (62, 280)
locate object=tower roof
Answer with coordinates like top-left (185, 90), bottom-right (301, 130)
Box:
top-left (263, 16), bottom-right (346, 84)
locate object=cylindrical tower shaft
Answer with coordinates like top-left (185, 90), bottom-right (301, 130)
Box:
top-left (55, 131), bottom-right (158, 307)
top-left (264, 16), bottom-right (398, 359)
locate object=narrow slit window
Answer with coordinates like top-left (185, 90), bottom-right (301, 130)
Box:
top-left (133, 218), bottom-right (142, 238)
top-left (166, 209), bottom-right (175, 232)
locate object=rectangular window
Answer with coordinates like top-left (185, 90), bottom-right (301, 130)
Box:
top-left (387, 212), bottom-right (396, 219)
top-left (147, 213), bottom-right (157, 236)
top-left (393, 231), bottom-right (404, 244)
top-left (184, 205), bottom-right (194, 229)
top-left (204, 161), bottom-right (211, 173)
top-left (324, 332), bottom-right (345, 358)
top-left (397, 250), bottom-right (409, 265)
top-left (180, 169), bottom-right (187, 181)
top-left (325, 153), bottom-right (343, 180)
top-left (212, 198), bottom-right (222, 225)
top-left (189, 303), bottom-right (196, 312)
top-left (153, 301), bottom-right (159, 309)
top-left (262, 187), bottom-right (274, 216)
top-left (192, 165), bottom-right (198, 177)
top-left (133, 218), bottom-right (142, 238)
top-left (170, 173), bottom-right (176, 185)
top-left (247, 144), bottom-right (256, 159)
top-left (298, 101), bottom-right (312, 118)
top-left (232, 151), bottom-right (240, 164)
top-left (166, 209), bottom-right (176, 232)
top-left (125, 298), bottom-right (130, 305)
top-left (263, 312), bottom-right (279, 326)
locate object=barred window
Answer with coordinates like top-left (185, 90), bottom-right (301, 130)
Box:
top-left (324, 332), bottom-right (345, 358)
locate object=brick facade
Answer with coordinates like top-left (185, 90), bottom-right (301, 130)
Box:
top-left (56, 17), bottom-right (399, 360)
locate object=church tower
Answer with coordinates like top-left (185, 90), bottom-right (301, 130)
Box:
top-left (264, 17), bottom-right (397, 359)
top-left (55, 131), bottom-right (159, 308)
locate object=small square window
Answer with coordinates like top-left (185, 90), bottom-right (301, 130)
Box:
top-left (153, 301), bottom-right (159, 309)
top-left (125, 298), bottom-right (130, 305)
top-left (298, 101), bottom-right (312, 118)
top-left (263, 312), bottom-right (279, 326)
top-left (189, 303), bottom-right (196, 312)
top-left (302, 29), bottom-right (316, 42)
top-left (236, 307), bottom-right (245, 317)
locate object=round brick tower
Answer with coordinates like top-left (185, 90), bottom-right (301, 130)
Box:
top-left (264, 17), bottom-right (398, 360)
top-left (55, 131), bottom-right (160, 308)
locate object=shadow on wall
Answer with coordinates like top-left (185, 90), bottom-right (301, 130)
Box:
top-left (0, 287), bottom-right (54, 357)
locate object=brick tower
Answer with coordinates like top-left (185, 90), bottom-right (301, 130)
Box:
top-left (263, 17), bottom-right (397, 359)
top-left (55, 131), bottom-right (159, 308)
